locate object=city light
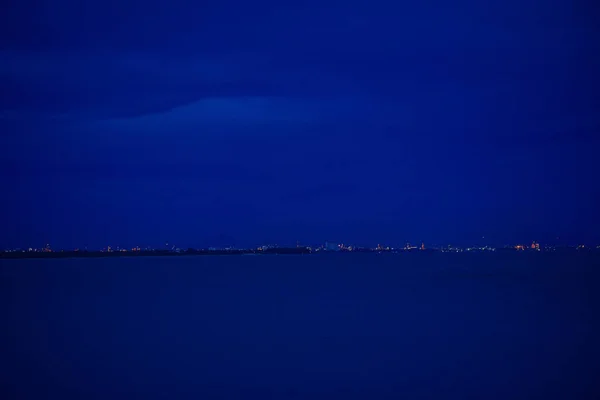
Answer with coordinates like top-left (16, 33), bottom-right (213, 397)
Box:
top-left (2, 241), bottom-right (599, 258)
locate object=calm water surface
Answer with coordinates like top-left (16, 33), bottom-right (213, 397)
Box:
top-left (1, 253), bottom-right (599, 399)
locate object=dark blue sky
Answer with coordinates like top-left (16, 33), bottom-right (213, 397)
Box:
top-left (1, 0), bottom-right (599, 248)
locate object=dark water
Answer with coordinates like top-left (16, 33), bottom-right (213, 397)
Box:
top-left (1, 253), bottom-right (599, 399)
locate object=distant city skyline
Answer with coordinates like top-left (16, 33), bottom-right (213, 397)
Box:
top-left (4, 239), bottom-right (599, 254)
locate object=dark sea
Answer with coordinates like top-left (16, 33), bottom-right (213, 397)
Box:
top-left (1, 253), bottom-right (599, 399)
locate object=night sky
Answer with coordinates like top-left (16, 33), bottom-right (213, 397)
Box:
top-left (1, 1), bottom-right (599, 249)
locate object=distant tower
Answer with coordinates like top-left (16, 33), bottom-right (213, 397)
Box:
top-left (421, 242), bottom-right (425, 250)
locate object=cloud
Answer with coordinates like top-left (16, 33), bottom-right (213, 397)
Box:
top-left (91, 95), bottom-right (379, 137)
top-left (0, 50), bottom-right (257, 117)
top-left (99, 97), bottom-right (314, 128)
top-left (0, 47), bottom-right (360, 122)
top-left (1, 0), bottom-right (597, 147)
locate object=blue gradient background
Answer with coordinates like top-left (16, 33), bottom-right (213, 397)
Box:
top-left (2, 0), bottom-right (600, 248)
